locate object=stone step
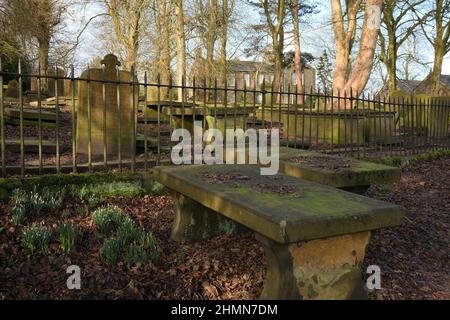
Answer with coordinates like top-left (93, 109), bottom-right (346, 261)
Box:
top-left (5, 139), bottom-right (57, 153)
top-left (5, 107), bottom-right (56, 122)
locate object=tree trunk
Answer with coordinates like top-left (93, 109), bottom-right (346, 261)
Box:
top-left (383, 0), bottom-right (397, 94)
top-left (291, 0), bottom-right (303, 96)
top-left (345, 0), bottom-right (384, 95)
top-left (38, 39), bottom-right (50, 92)
top-left (220, 0), bottom-right (228, 101)
top-left (272, 39), bottom-right (284, 95)
top-left (124, 15), bottom-right (140, 71)
top-left (261, 0), bottom-right (286, 101)
top-left (160, 0), bottom-right (171, 99)
top-left (331, 0), bottom-right (361, 94)
top-left (386, 30), bottom-right (397, 94)
top-left (175, 0), bottom-right (186, 101)
top-left (431, 38), bottom-right (444, 95)
top-left (331, 0), bottom-right (383, 107)
top-left (430, 0), bottom-right (446, 95)
top-left (205, 0), bottom-right (218, 93)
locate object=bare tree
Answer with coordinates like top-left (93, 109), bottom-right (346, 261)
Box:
top-left (261, 0), bottom-right (286, 93)
top-left (290, 0), bottom-right (303, 93)
top-left (331, 0), bottom-right (384, 103)
top-left (379, 0), bottom-right (427, 93)
top-left (219, 0), bottom-right (229, 89)
top-left (175, 0), bottom-right (186, 100)
top-left (204, 0), bottom-right (219, 87)
top-left (102, 0), bottom-right (149, 71)
top-left (416, 0), bottom-right (450, 94)
top-left (2, 0), bottom-right (66, 90)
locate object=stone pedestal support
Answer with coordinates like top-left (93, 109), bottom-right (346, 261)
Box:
top-left (256, 231), bottom-right (371, 300)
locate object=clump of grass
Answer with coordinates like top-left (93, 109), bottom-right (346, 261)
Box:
top-left (380, 186), bottom-right (393, 194)
top-left (59, 223), bottom-right (77, 254)
top-left (91, 206), bottom-right (127, 236)
top-left (93, 206), bottom-right (160, 266)
top-left (72, 181), bottom-right (144, 201)
top-left (100, 237), bottom-right (123, 264)
top-left (150, 182), bottom-right (166, 196)
top-left (21, 224), bottom-right (52, 254)
top-left (11, 187), bottom-right (64, 225)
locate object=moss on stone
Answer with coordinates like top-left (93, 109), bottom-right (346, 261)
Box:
top-left (278, 147), bottom-right (401, 190)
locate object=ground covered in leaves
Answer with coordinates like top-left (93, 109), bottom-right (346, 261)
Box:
top-left (1, 155), bottom-right (449, 300)
top-left (365, 155), bottom-right (450, 300)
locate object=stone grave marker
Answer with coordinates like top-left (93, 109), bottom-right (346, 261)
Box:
top-left (47, 67), bottom-right (65, 97)
top-left (5, 80), bottom-right (19, 98)
top-left (76, 54), bottom-right (138, 158)
top-left (29, 67), bottom-right (65, 97)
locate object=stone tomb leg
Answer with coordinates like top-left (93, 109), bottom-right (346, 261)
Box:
top-left (170, 190), bottom-right (241, 242)
top-left (256, 231), bottom-right (370, 300)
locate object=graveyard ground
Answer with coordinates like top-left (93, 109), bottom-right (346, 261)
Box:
top-left (0, 155), bottom-right (449, 300)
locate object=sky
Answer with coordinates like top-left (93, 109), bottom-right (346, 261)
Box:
top-left (64, 1), bottom-right (450, 91)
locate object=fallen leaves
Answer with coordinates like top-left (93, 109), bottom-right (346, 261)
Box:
top-left (1, 155), bottom-right (449, 300)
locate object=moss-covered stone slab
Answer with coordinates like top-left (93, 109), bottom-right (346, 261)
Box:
top-left (278, 147), bottom-right (401, 193)
top-left (151, 164), bottom-right (404, 244)
top-left (153, 164), bottom-right (403, 299)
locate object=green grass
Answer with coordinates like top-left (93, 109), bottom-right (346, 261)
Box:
top-left (379, 186), bottom-right (393, 194)
top-left (11, 187), bottom-right (64, 225)
top-left (73, 181), bottom-right (144, 200)
top-left (150, 181), bottom-right (166, 196)
top-left (91, 206), bottom-right (127, 236)
top-left (93, 206), bottom-right (160, 266)
top-left (59, 223), bottom-right (76, 254)
top-left (0, 172), bottom-right (147, 202)
top-left (70, 181), bottom-right (145, 209)
top-left (100, 237), bottom-right (123, 264)
top-left (21, 225), bottom-right (52, 254)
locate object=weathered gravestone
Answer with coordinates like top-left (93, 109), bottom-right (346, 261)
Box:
top-left (47, 67), bottom-right (65, 98)
top-left (76, 54), bottom-right (138, 158)
top-left (5, 80), bottom-right (19, 98)
top-left (30, 67), bottom-right (65, 97)
top-left (63, 78), bottom-right (77, 97)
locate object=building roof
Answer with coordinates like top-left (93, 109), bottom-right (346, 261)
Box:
top-left (396, 79), bottom-right (421, 93)
top-left (227, 60), bottom-right (274, 73)
top-left (222, 59), bottom-right (313, 74)
top-left (439, 74), bottom-right (450, 87)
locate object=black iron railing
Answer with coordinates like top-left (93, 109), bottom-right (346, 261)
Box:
top-left (1, 59), bottom-right (449, 177)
